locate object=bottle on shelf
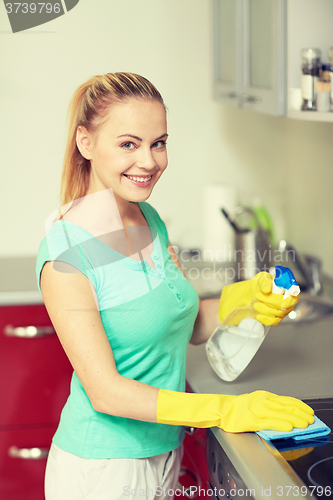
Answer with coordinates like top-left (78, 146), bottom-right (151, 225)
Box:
top-left (301, 48), bottom-right (321, 111)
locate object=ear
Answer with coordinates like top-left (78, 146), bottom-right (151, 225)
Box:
top-left (76, 126), bottom-right (93, 160)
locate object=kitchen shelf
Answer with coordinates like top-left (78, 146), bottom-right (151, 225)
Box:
top-left (287, 0), bottom-right (333, 123)
top-left (287, 109), bottom-right (333, 122)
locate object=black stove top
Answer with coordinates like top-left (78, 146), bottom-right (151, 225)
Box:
top-left (272, 398), bottom-right (333, 498)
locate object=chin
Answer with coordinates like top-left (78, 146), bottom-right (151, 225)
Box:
top-left (125, 184), bottom-right (156, 204)
top-left (129, 191), bottom-right (153, 203)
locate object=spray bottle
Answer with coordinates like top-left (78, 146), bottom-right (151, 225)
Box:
top-left (206, 266), bottom-right (300, 382)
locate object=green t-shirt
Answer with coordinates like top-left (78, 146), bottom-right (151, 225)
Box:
top-left (36, 201), bottom-right (199, 459)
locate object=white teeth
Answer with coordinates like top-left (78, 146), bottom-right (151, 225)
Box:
top-left (126, 175), bottom-right (152, 183)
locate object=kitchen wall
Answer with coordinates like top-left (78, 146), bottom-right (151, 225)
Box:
top-left (1, 0), bottom-right (333, 276)
top-left (209, 107), bottom-right (333, 276)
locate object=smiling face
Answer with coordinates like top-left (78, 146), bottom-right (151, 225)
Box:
top-left (77, 98), bottom-right (168, 208)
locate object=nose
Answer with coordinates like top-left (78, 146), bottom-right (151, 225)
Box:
top-left (136, 146), bottom-right (157, 171)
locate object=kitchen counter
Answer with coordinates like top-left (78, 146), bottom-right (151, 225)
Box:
top-left (186, 316), bottom-right (333, 499)
top-left (186, 317), bottom-right (333, 399)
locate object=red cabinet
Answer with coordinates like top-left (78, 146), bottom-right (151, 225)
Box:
top-left (0, 305), bottom-right (211, 499)
top-left (178, 428), bottom-right (210, 498)
top-left (0, 304), bottom-right (73, 500)
top-left (0, 428), bottom-right (55, 500)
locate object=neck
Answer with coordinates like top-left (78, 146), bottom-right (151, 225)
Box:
top-left (112, 192), bottom-right (139, 222)
top-left (71, 188), bottom-right (125, 234)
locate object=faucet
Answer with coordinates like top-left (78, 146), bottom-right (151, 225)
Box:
top-left (278, 240), bottom-right (322, 296)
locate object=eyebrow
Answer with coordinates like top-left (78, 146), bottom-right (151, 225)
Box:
top-left (116, 133), bottom-right (168, 142)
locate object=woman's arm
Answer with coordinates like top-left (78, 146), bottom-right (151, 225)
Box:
top-left (41, 261), bottom-right (314, 433)
top-left (190, 298), bottom-right (220, 345)
top-left (167, 242), bottom-right (220, 345)
top-left (41, 262), bottom-right (159, 421)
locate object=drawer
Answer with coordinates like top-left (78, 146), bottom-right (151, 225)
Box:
top-left (0, 426), bottom-right (55, 500)
top-left (0, 304), bottom-right (73, 426)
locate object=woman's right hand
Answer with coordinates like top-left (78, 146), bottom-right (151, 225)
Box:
top-left (157, 389), bottom-right (314, 433)
top-left (216, 391), bottom-right (314, 433)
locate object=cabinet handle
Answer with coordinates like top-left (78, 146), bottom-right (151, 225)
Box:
top-left (240, 94), bottom-right (262, 103)
top-left (219, 92), bottom-right (240, 100)
top-left (184, 426), bottom-right (197, 435)
top-left (4, 324), bottom-right (55, 338)
top-left (8, 446), bottom-right (49, 460)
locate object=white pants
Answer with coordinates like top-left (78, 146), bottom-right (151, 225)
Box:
top-left (45, 442), bottom-right (183, 500)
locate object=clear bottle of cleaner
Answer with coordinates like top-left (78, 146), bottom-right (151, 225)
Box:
top-left (206, 266), bottom-right (300, 382)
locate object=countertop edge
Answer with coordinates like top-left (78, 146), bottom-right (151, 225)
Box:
top-left (0, 291), bottom-right (44, 306)
top-left (210, 427), bottom-right (315, 500)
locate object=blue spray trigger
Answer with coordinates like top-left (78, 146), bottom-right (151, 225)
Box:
top-left (274, 266), bottom-right (298, 290)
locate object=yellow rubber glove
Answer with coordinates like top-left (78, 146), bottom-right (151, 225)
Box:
top-left (218, 272), bottom-right (300, 327)
top-left (156, 389), bottom-right (314, 433)
top-left (254, 292), bottom-right (299, 326)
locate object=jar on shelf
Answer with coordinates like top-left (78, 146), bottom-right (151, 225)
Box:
top-left (320, 63), bottom-right (331, 82)
top-left (316, 81), bottom-right (331, 112)
top-left (328, 47), bottom-right (333, 111)
top-left (301, 48), bottom-right (321, 111)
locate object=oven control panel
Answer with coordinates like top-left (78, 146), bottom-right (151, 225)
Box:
top-left (207, 429), bottom-right (254, 500)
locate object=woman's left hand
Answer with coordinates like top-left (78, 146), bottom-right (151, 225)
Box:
top-left (253, 291), bottom-right (300, 326)
top-left (218, 271), bottom-right (300, 327)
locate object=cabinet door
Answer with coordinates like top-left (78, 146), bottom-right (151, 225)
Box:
top-left (242, 0), bottom-right (286, 115)
top-left (0, 427), bottom-right (54, 500)
top-left (212, 0), bottom-right (243, 106)
top-left (0, 304), bottom-right (73, 427)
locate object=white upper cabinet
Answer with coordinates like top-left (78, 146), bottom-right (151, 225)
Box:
top-left (213, 0), bottom-right (333, 121)
top-left (212, 0), bottom-right (241, 107)
top-left (213, 0), bottom-right (286, 116)
top-left (242, 0), bottom-right (286, 115)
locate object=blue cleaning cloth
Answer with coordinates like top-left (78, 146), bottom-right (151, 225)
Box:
top-left (272, 434), bottom-right (330, 453)
top-left (256, 416), bottom-right (331, 442)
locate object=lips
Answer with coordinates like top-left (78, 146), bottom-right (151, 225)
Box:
top-left (123, 174), bottom-right (153, 187)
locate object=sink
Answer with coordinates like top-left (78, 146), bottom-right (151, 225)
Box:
top-left (282, 294), bottom-right (333, 323)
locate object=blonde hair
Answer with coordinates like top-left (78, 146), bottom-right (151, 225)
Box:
top-left (59, 72), bottom-right (166, 213)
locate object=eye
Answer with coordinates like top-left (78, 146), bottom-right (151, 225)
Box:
top-left (152, 140), bottom-right (167, 149)
top-left (121, 142), bottom-right (135, 150)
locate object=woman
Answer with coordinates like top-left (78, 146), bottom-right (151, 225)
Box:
top-left (36, 72), bottom-right (314, 500)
